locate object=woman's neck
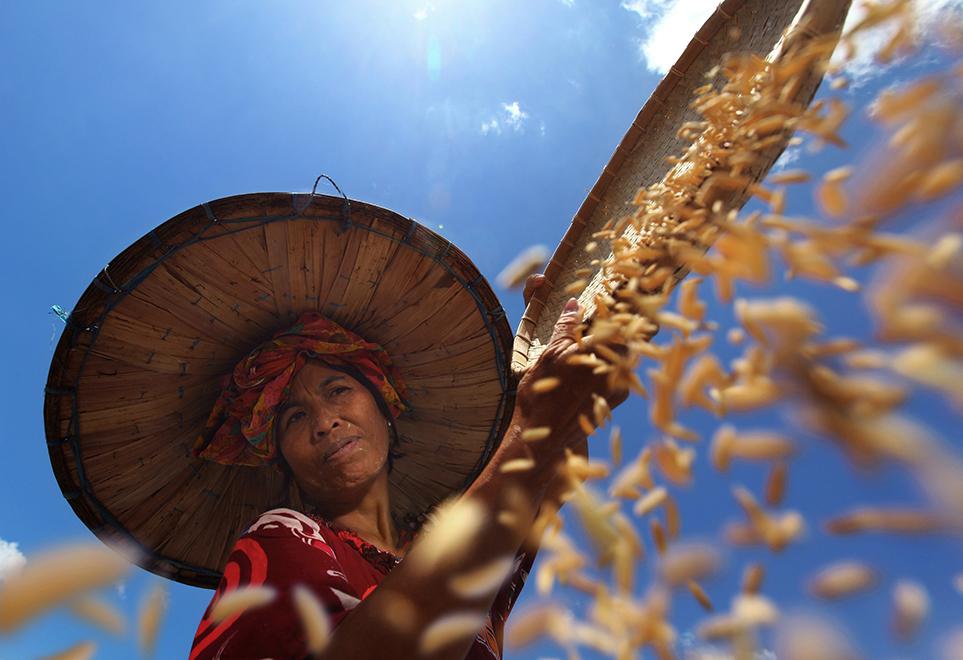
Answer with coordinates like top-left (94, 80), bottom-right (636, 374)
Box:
top-left (317, 471), bottom-right (402, 554)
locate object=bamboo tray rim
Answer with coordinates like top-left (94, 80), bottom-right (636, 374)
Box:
top-left (44, 191), bottom-right (515, 587)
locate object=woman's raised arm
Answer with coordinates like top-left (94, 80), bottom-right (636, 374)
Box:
top-left (319, 298), bottom-right (626, 659)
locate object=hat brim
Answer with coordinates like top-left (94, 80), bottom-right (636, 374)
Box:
top-left (45, 192), bottom-right (514, 588)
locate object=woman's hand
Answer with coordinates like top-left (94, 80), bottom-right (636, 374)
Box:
top-left (512, 274), bottom-right (629, 469)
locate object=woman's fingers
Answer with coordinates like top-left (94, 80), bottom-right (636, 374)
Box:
top-left (548, 298), bottom-right (582, 348)
top-left (522, 273), bottom-right (545, 307)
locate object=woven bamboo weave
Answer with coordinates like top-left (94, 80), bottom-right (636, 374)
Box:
top-left (45, 192), bottom-right (513, 588)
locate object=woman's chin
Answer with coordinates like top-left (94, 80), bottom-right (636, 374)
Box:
top-left (317, 459), bottom-right (387, 496)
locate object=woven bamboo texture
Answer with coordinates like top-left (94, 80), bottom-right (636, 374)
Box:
top-left (513, 0), bottom-right (852, 372)
top-left (44, 192), bottom-right (513, 588)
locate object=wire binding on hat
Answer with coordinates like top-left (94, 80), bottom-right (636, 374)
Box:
top-left (311, 174), bottom-right (351, 233)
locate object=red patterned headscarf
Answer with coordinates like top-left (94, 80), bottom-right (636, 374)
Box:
top-left (194, 312), bottom-right (409, 467)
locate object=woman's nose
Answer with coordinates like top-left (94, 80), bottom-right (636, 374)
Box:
top-left (311, 411), bottom-right (339, 440)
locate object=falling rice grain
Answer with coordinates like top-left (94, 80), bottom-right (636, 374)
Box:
top-left (0, 543), bottom-right (129, 633)
top-left (449, 556), bottom-right (515, 599)
top-left (650, 519), bottom-right (667, 556)
top-left (660, 543), bottom-right (721, 587)
top-left (808, 561), bottom-right (878, 600)
top-left (678, 278), bottom-right (706, 322)
top-left (649, 370), bottom-right (675, 430)
top-left (768, 510), bottom-right (806, 552)
top-left (711, 379), bottom-right (782, 413)
top-left (768, 169), bottom-right (811, 185)
top-left (915, 159), bottom-right (963, 201)
top-left (496, 510), bottom-right (518, 529)
top-left (536, 562), bottom-right (556, 596)
top-left (776, 614), bottom-right (858, 660)
top-left (731, 486), bottom-right (805, 552)
top-left (412, 498), bottom-right (487, 571)
top-left (293, 585), bottom-right (331, 656)
top-left (531, 377), bottom-right (561, 393)
top-left (609, 426), bottom-right (623, 466)
top-left (69, 596), bottom-right (126, 636)
top-left (939, 628), bottom-right (963, 660)
top-left (657, 310), bottom-right (700, 335)
top-left (564, 279), bottom-right (588, 296)
top-left (728, 430), bottom-right (796, 464)
top-left (687, 580), bottom-right (714, 611)
top-left (679, 354), bottom-right (727, 411)
top-left (499, 458), bottom-right (536, 474)
top-left (825, 166), bottom-right (853, 183)
top-left (771, 187), bottom-right (787, 215)
top-left (764, 462), bottom-right (789, 506)
top-left (420, 611), bottom-right (487, 655)
top-left (742, 564), bottom-right (765, 594)
top-left (577, 414), bottom-right (595, 436)
top-left (506, 605), bottom-right (570, 649)
top-left (609, 448), bottom-right (655, 499)
top-left (209, 586), bottom-right (277, 623)
top-left (521, 427), bottom-right (552, 442)
top-left (833, 276), bottom-right (861, 291)
top-left (39, 641), bottom-right (97, 660)
top-left (844, 349), bottom-right (889, 369)
top-left (570, 486), bottom-right (620, 556)
top-left (925, 233), bottom-right (962, 269)
top-left (824, 507), bottom-right (948, 535)
top-left (378, 590), bottom-right (418, 632)
top-left (496, 245), bottom-right (548, 289)
top-left (499, 485), bottom-right (534, 533)
top-left (732, 592), bottom-right (780, 626)
top-left (698, 613), bottom-right (751, 642)
top-left (665, 496), bottom-right (681, 540)
top-left (816, 179), bottom-right (848, 218)
top-left (653, 440), bottom-right (695, 486)
top-left (612, 538), bottom-right (636, 594)
top-left (564, 454), bottom-right (610, 481)
top-left (710, 425), bottom-right (736, 472)
top-left (138, 583), bottom-right (167, 657)
top-left (632, 486), bottom-right (668, 517)
top-left (592, 394), bottom-right (611, 427)
top-left (892, 579), bottom-right (928, 641)
top-left (871, 78), bottom-right (940, 123)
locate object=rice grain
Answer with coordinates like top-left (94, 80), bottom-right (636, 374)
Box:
top-left (0, 543), bottom-right (129, 633)
top-left (420, 611), bottom-right (487, 655)
top-left (292, 585), bottom-right (331, 656)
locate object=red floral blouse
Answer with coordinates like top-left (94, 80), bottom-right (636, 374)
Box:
top-left (190, 508), bottom-right (534, 659)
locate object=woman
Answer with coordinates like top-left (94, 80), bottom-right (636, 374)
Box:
top-left (44, 191), bottom-right (628, 660)
top-left (189, 283), bottom-right (627, 659)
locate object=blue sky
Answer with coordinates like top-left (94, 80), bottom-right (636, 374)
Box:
top-left (1, 1), bottom-right (961, 658)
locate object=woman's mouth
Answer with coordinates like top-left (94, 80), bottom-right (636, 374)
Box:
top-left (324, 436), bottom-right (361, 462)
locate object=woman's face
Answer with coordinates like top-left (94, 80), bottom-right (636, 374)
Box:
top-left (277, 362), bottom-right (392, 511)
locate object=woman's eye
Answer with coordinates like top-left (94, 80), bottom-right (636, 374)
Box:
top-left (285, 411), bottom-right (305, 427)
top-left (330, 386), bottom-right (350, 397)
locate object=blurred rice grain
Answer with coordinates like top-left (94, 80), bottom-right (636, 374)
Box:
top-left (0, 543), bottom-right (128, 633)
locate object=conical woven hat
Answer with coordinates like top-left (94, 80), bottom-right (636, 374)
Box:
top-left (45, 192), bottom-right (513, 588)
top-left (513, 0), bottom-right (852, 371)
